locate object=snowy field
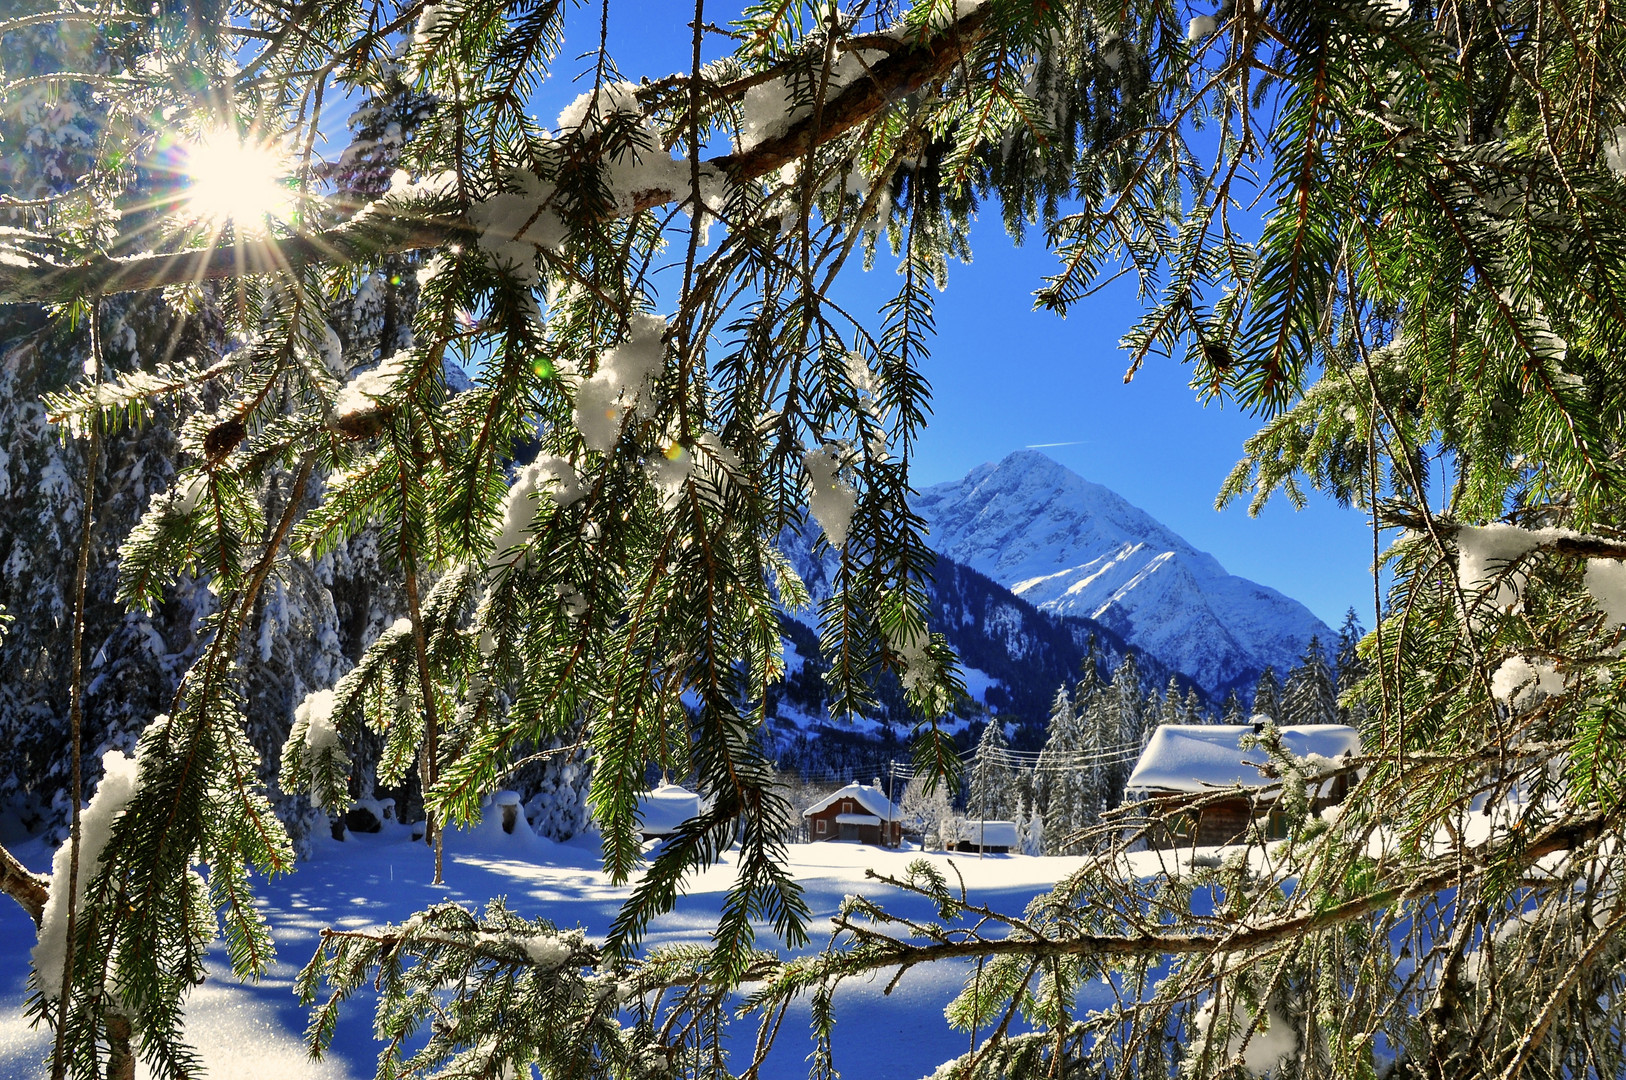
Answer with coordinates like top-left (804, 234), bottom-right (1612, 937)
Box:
top-left (0, 818), bottom-right (1118, 1080)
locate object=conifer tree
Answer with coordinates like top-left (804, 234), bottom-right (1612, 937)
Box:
top-left (1021, 803), bottom-right (1044, 856)
top-left (1115, 652), bottom-right (1145, 745)
top-left (1335, 607), bottom-right (1369, 726)
top-left (898, 771), bottom-right (952, 843)
top-left (966, 718), bottom-right (1014, 823)
top-left (1282, 635), bottom-right (1339, 726)
top-left (1082, 651), bottom-right (1140, 809)
top-left (1159, 675), bottom-right (1182, 729)
top-left (1220, 688), bottom-right (1246, 724)
top-left (1032, 685), bottom-right (1075, 821)
top-left (1250, 665), bottom-right (1283, 722)
top-left (1036, 678), bottom-right (1103, 854)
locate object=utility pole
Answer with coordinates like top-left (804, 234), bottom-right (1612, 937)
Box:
top-left (886, 761), bottom-right (900, 848)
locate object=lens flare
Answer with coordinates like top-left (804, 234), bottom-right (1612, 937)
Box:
top-left (182, 131), bottom-right (294, 231)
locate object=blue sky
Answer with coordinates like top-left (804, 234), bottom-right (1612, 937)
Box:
top-left (849, 225), bottom-right (1375, 630)
top-left (551, 2), bottom-right (1378, 630)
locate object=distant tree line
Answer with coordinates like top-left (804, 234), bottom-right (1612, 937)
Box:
top-left (948, 611), bottom-right (1370, 856)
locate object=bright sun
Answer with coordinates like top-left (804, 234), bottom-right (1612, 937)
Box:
top-left (183, 132), bottom-right (295, 231)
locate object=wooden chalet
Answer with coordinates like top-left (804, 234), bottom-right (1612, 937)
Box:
top-left (803, 781), bottom-right (903, 847)
top-left (1125, 722), bottom-right (1361, 848)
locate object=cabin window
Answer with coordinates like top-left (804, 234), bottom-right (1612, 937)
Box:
top-left (843, 801), bottom-right (852, 813)
top-left (816, 819), bottom-right (826, 834)
top-left (1265, 807), bottom-right (1289, 840)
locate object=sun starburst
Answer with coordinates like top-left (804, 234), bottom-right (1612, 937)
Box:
top-left (181, 131), bottom-right (295, 233)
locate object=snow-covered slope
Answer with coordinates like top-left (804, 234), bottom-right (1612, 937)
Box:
top-left (914, 451), bottom-right (1329, 695)
top-left (773, 524), bottom-right (1196, 739)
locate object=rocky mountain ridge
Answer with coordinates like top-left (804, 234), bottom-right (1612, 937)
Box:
top-left (914, 450), bottom-right (1331, 697)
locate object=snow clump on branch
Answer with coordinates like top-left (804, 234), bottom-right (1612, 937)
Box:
top-left (645, 433), bottom-right (742, 513)
top-left (572, 313), bottom-right (668, 454)
top-left (32, 740), bottom-right (144, 998)
top-left (489, 456), bottom-right (585, 571)
top-left (1455, 523), bottom-right (1551, 618)
top-left (1584, 558), bottom-right (1626, 625)
top-left (1185, 995), bottom-right (1297, 1076)
top-left (167, 472), bottom-right (208, 516)
top-left (383, 168), bottom-right (458, 205)
top-left (333, 351), bottom-right (409, 417)
top-left (520, 929), bottom-right (581, 969)
top-left (645, 446), bottom-right (693, 512)
top-left (1455, 522), bottom-right (1626, 629)
top-left (557, 81), bottom-right (732, 226)
top-left (555, 81), bottom-right (642, 131)
top-left (803, 443), bottom-right (856, 548)
top-left (892, 632), bottom-right (933, 693)
top-left (923, 0), bottom-right (987, 29)
top-left (734, 48), bottom-right (887, 153)
top-left (1490, 656), bottom-right (1565, 709)
top-left (300, 690), bottom-right (341, 756)
top-left (1186, 15), bottom-right (1218, 40)
top-left (291, 688), bottom-right (350, 809)
top-left (412, 1), bottom-right (452, 49)
top-left (469, 169), bottom-right (568, 287)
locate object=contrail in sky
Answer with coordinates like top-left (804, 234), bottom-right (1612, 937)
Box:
top-left (1025, 440), bottom-right (1089, 448)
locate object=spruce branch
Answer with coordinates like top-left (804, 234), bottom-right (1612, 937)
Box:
top-left (1379, 507), bottom-right (1626, 561)
top-left (52, 304), bottom-right (102, 1080)
top-left (0, 3), bottom-right (995, 306)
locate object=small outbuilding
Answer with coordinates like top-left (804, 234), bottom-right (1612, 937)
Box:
top-left (1125, 722), bottom-right (1361, 848)
top-left (950, 819), bottom-right (1020, 854)
top-left (636, 783), bottom-right (706, 841)
top-left (803, 781), bottom-right (903, 847)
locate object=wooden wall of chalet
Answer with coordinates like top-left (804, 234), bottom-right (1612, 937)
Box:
top-left (1142, 776), bottom-right (1352, 849)
top-left (805, 797), bottom-right (901, 847)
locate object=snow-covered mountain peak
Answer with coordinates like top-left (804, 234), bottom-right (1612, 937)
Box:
top-left (922, 451), bottom-right (1225, 587)
top-left (917, 452), bottom-right (1329, 696)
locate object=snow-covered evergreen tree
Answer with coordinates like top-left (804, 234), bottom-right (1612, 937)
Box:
top-left (1115, 652), bottom-right (1146, 752)
top-left (1022, 804), bottom-right (1044, 856)
top-left (1032, 685), bottom-right (1074, 819)
top-left (1182, 687), bottom-right (1203, 725)
top-left (1035, 681), bottom-right (1101, 855)
top-left (966, 719), bottom-right (1015, 823)
top-left (1159, 675), bottom-right (1182, 730)
top-left (1281, 635), bottom-right (1338, 726)
top-left (1069, 634), bottom-right (1108, 720)
top-left (1250, 665), bottom-right (1283, 723)
top-left (1335, 607), bottom-right (1369, 727)
top-left (898, 772), bottom-right (952, 845)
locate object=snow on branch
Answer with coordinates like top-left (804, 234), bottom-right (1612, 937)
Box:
top-left (1380, 507), bottom-right (1626, 562)
top-left (806, 806), bottom-right (1618, 975)
top-left (1383, 508), bottom-right (1626, 626)
top-left (0, 840), bottom-right (49, 926)
top-left (0, 4), bottom-right (996, 306)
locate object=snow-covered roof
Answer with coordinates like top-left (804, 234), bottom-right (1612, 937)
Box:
top-left (803, 782), bottom-right (901, 822)
top-left (834, 813), bottom-right (881, 826)
top-left (955, 820), bottom-right (1020, 847)
top-left (1125, 724), bottom-right (1361, 795)
top-left (636, 783), bottom-right (705, 835)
